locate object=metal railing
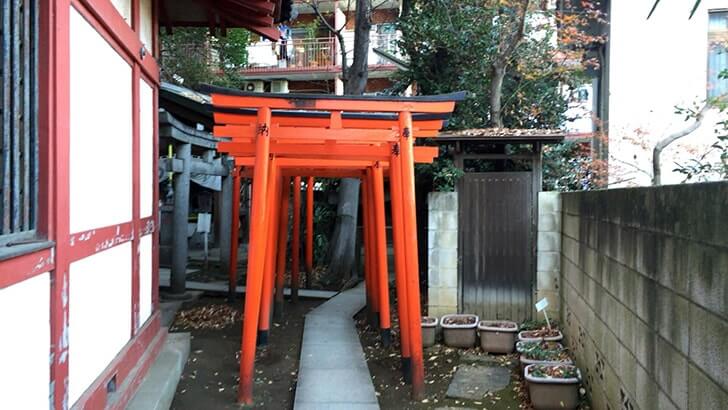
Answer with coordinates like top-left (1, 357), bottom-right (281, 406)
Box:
top-left (244, 33), bottom-right (401, 73)
top-left (245, 37), bottom-right (336, 72)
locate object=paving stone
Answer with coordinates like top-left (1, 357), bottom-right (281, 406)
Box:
top-left (445, 364), bottom-right (511, 400)
top-left (294, 283), bottom-right (379, 409)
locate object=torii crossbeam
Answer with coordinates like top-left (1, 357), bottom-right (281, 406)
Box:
top-left (203, 85), bottom-right (465, 405)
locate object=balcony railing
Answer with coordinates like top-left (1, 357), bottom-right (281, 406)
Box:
top-left (244, 33), bottom-right (401, 73)
top-left (246, 37), bottom-right (336, 72)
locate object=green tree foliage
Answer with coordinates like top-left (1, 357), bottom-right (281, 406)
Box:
top-left (396, 0), bottom-right (600, 130)
top-left (397, 1), bottom-right (605, 191)
top-left (160, 28), bottom-right (251, 88)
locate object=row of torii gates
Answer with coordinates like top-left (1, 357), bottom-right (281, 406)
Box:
top-left (203, 85), bottom-right (464, 405)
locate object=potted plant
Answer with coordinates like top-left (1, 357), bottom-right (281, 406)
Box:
top-left (440, 314), bottom-right (478, 348)
top-left (524, 364), bottom-right (581, 410)
top-left (422, 316), bottom-right (438, 347)
top-left (478, 320), bottom-right (518, 353)
top-left (518, 326), bottom-right (563, 342)
top-left (518, 341), bottom-right (572, 374)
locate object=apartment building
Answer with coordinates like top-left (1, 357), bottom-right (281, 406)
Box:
top-left (243, 0), bottom-right (403, 94)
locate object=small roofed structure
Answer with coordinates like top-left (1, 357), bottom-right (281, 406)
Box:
top-left (159, 0), bottom-right (292, 40)
top-left (432, 128), bottom-right (565, 323)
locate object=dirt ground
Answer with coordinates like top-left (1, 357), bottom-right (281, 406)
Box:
top-left (356, 310), bottom-right (590, 410)
top-left (170, 295), bottom-right (322, 410)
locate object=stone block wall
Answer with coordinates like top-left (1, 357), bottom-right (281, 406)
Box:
top-left (427, 192), bottom-right (459, 317)
top-left (559, 182), bottom-right (728, 410)
top-left (536, 192), bottom-right (562, 318)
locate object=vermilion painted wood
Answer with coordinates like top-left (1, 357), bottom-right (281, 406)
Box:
top-left (360, 178), bottom-right (373, 312)
top-left (131, 62), bottom-right (141, 336)
top-left (304, 177), bottom-right (314, 277)
top-left (210, 91), bottom-right (462, 404)
top-left (238, 107), bottom-right (272, 405)
top-left (364, 172), bottom-right (380, 317)
top-left (212, 94), bottom-right (457, 114)
top-left (258, 161), bottom-right (280, 337)
top-left (275, 178), bottom-right (291, 309)
top-left (372, 164), bottom-right (391, 333)
top-left (67, 220), bottom-right (156, 263)
top-left (49, 0), bottom-right (72, 407)
top-left (229, 147), bottom-right (438, 167)
top-left (399, 112), bottom-right (425, 400)
top-left (229, 168), bottom-right (242, 298)
top-left (71, 312), bottom-right (163, 410)
top-left (291, 176), bottom-right (301, 302)
top-left (217, 142), bottom-right (394, 160)
top-left (389, 149), bottom-right (412, 366)
top-left (0, 247), bottom-right (55, 289)
top-left (217, 124), bottom-right (399, 142)
top-left (74, 0), bottom-right (160, 83)
top-left (280, 169), bottom-right (363, 178)
top-left (213, 111), bottom-right (443, 135)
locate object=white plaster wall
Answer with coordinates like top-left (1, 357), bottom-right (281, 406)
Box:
top-left (111, 0), bottom-right (131, 24)
top-left (139, 234), bottom-right (153, 326)
top-left (608, 0), bottom-right (726, 186)
top-left (68, 243), bottom-right (132, 405)
top-left (140, 0), bottom-right (153, 50)
top-left (69, 7), bottom-right (133, 233)
top-left (0, 273), bottom-right (50, 410)
top-left (139, 78), bottom-right (154, 218)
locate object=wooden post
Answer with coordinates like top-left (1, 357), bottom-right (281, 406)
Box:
top-left (399, 111), bottom-right (425, 400)
top-left (372, 162), bottom-right (392, 346)
top-left (258, 160), bottom-right (280, 346)
top-left (291, 176), bottom-right (302, 302)
top-left (275, 177), bottom-right (291, 319)
top-left (238, 107), bottom-right (272, 405)
top-left (305, 176), bottom-right (314, 286)
top-left (389, 149), bottom-right (412, 381)
top-left (364, 171), bottom-right (380, 326)
top-left (360, 177), bottom-right (373, 315)
top-left (228, 168), bottom-right (241, 300)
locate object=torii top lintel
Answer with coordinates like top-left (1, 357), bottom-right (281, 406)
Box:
top-left (202, 85), bottom-right (466, 173)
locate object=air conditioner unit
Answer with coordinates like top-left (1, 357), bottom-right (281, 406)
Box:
top-left (271, 80), bottom-right (289, 94)
top-left (242, 80), bottom-right (264, 93)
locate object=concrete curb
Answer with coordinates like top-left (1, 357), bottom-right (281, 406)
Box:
top-left (126, 332), bottom-right (191, 410)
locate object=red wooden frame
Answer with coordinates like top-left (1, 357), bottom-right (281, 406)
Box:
top-left (0, 1), bottom-right (162, 408)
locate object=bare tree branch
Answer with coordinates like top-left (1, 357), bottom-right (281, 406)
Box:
top-left (652, 105), bottom-right (709, 185)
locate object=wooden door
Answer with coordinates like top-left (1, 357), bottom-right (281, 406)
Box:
top-left (458, 172), bottom-right (533, 322)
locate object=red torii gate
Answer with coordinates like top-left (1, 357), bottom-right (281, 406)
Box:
top-left (204, 86), bottom-right (464, 405)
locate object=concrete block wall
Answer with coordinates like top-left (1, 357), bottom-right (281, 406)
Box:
top-left (536, 192), bottom-right (562, 318)
top-left (427, 192), bottom-right (459, 317)
top-left (559, 181), bottom-right (728, 410)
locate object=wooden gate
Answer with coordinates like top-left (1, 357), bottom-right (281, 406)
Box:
top-left (458, 172), bottom-right (533, 322)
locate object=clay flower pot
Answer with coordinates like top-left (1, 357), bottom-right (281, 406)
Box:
top-left (421, 316), bottom-right (438, 347)
top-left (440, 314), bottom-right (478, 348)
top-left (518, 327), bottom-right (563, 342)
top-left (525, 364), bottom-right (581, 410)
top-left (478, 320), bottom-right (518, 353)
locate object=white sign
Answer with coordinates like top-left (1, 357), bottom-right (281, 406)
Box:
top-left (535, 298), bottom-right (549, 312)
top-left (196, 213), bottom-right (212, 233)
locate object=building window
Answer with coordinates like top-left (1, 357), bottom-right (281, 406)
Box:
top-left (708, 10), bottom-right (728, 98)
top-left (0, 0), bottom-right (38, 246)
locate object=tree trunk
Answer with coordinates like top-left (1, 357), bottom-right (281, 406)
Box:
top-left (490, 62), bottom-right (506, 128)
top-left (343, 0), bottom-right (371, 94)
top-left (324, 179), bottom-right (361, 284)
top-left (326, 0), bottom-right (371, 284)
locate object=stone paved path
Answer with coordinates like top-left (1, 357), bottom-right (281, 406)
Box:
top-left (293, 283), bottom-right (380, 410)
